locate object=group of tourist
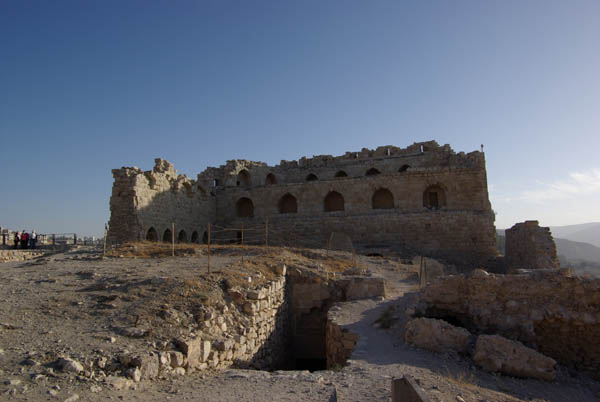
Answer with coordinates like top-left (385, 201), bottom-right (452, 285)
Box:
top-left (13, 230), bottom-right (37, 249)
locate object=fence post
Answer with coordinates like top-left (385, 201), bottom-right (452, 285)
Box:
top-left (74, 233), bottom-right (77, 245)
top-left (171, 222), bottom-right (175, 257)
top-left (52, 234), bottom-right (56, 246)
top-left (265, 218), bottom-right (269, 248)
top-left (207, 223), bottom-right (211, 275)
top-left (241, 223), bottom-right (244, 264)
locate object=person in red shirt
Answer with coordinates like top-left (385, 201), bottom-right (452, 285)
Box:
top-left (21, 231), bottom-right (29, 249)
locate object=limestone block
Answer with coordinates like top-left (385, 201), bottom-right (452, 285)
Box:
top-left (243, 302), bottom-right (257, 316)
top-left (129, 352), bottom-right (159, 380)
top-left (215, 339), bottom-right (234, 351)
top-left (169, 351), bottom-right (185, 368)
top-left (247, 289), bottom-right (266, 300)
top-left (175, 337), bottom-right (211, 368)
top-left (473, 335), bottom-right (556, 381)
top-left (404, 318), bottom-right (471, 354)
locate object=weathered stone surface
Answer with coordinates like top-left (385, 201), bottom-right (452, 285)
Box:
top-left (56, 357), bottom-right (84, 374)
top-left (108, 142), bottom-right (497, 267)
top-left (473, 335), bottom-right (556, 381)
top-left (417, 270), bottom-right (600, 375)
top-left (129, 353), bottom-right (159, 380)
top-left (169, 351), bottom-right (185, 368)
top-left (175, 337), bottom-right (211, 368)
top-left (104, 376), bottom-right (135, 390)
top-left (505, 221), bottom-right (560, 271)
top-left (247, 289), bottom-right (266, 300)
top-left (404, 318), bottom-right (471, 354)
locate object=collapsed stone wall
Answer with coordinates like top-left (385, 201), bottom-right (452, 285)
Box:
top-left (0, 250), bottom-right (45, 262)
top-left (108, 141), bottom-right (498, 266)
top-left (505, 221), bottom-right (559, 270)
top-left (115, 275), bottom-right (289, 382)
top-left (414, 270), bottom-right (600, 376)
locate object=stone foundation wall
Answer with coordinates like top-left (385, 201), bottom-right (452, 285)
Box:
top-left (222, 210), bottom-right (496, 266)
top-left (326, 306), bottom-right (359, 368)
top-left (505, 221), bottom-right (559, 270)
top-left (118, 275), bottom-right (290, 381)
top-left (415, 270), bottom-right (600, 375)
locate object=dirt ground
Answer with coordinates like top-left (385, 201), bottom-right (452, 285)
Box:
top-left (0, 245), bottom-right (599, 402)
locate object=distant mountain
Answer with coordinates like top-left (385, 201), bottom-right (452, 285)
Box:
top-left (554, 238), bottom-right (600, 264)
top-left (549, 223), bottom-right (600, 248)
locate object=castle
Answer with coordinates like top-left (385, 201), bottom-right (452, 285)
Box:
top-left (108, 141), bottom-right (498, 266)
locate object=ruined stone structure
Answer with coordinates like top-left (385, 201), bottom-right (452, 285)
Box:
top-left (414, 269), bottom-right (600, 377)
top-left (108, 141), bottom-right (497, 265)
top-left (505, 221), bottom-right (560, 270)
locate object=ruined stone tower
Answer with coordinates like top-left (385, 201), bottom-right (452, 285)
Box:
top-left (108, 141), bottom-right (498, 266)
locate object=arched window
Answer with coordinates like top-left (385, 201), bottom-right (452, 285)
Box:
top-left (278, 193), bottom-right (298, 214)
top-left (265, 173), bottom-right (277, 185)
top-left (146, 227), bottom-right (158, 242)
top-left (335, 170), bottom-right (348, 178)
top-left (423, 185), bottom-right (446, 209)
top-left (366, 168), bottom-right (380, 176)
top-left (202, 231), bottom-right (208, 244)
top-left (236, 197), bottom-right (254, 217)
top-left (191, 231), bottom-right (199, 243)
top-left (178, 230), bottom-right (187, 243)
top-left (306, 173), bottom-right (318, 181)
top-left (237, 169), bottom-right (251, 187)
top-left (372, 188), bottom-right (394, 209)
top-left (399, 165), bottom-right (410, 172)
top-left (324, 191), bottom-right (344, 212)
top-left (163, 228), bottom-right (172, 242)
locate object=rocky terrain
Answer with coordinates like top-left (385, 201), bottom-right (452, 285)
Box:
top-left (0, 244), bottom-right (599, 401)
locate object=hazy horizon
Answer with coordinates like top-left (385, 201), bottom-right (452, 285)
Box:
top-left (2, 1), bottom-right (599, 237)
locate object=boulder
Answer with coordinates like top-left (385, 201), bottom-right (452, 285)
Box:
top-left (129, 353), bottom-right (159, 380)
top-left (56, 357), bottom-right (84, 374)
top-left (404, 318), bottom-right (471, 354)
top-left (472, 335), bottom-right (556, 381)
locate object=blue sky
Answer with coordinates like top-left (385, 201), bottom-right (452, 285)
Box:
top-left (1, 1), bottom-right (599, 236)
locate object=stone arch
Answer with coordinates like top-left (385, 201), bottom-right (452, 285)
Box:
top-left (366, 168), bottom-right (380, 176)
top-left (399, 165), bottom-right (410, 172)
top-left (146, 227), bottom-right (158, 242)
top-left (191, 231), bottom-right (199, 243)
top-left (278, 193), bottom-right (298, 214)
top-left (162, 228), bottom-right (172, 242)
top-left (423, 184), bottom-right (447, 209)
top-left (237, 169), bottom-right (251, 187)
top-left (335, 170), bottom-right (348, 178)
top-left (265, 173), bottom-right (277, 185)
top-left (178, 230), bottom-right (187, 243)
top-left (372, 188), bottom-right (394, 209)
top-left (324, 191), bottom-right (344, 212)
top-left (306, 173), bottom-right (318, 182)
top-left (236, 197), bottom-right (254, 218)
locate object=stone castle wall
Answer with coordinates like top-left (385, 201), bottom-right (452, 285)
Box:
top-left (505, 221), bottom-right (559, 270)
top-left (108, 141), bottom-right (498, 265)
top-left (108, 159), bottom-right (215, 244)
